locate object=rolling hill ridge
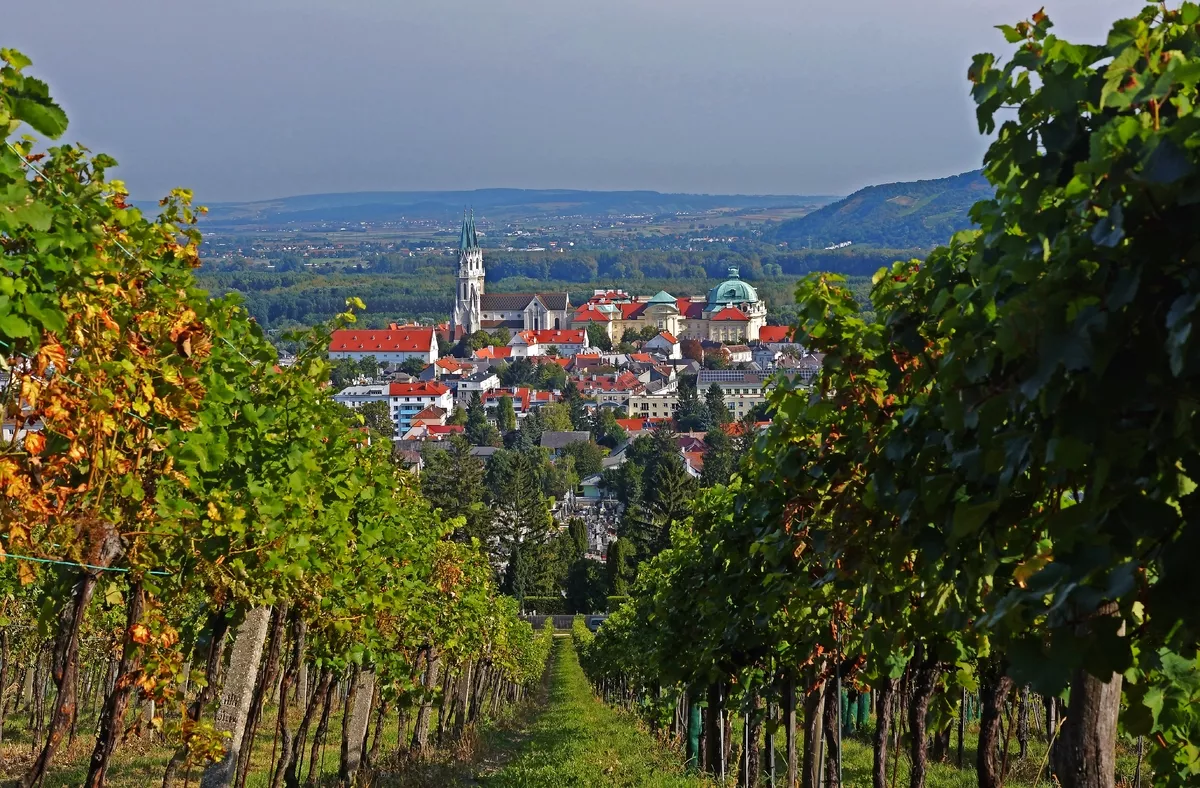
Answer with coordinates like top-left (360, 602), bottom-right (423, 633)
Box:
top-left (769, 170), bottom-right (991, 250)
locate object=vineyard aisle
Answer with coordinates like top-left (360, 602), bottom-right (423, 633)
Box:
top-left (476, 636), bottom-right (707, 787)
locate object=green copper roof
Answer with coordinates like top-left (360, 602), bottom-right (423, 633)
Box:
top-left (707, 267), bottom-right (758, 306)
top-left (459, 210), bottom-right (479, 251)
top-left (647, 290), bottom-right (677, 305)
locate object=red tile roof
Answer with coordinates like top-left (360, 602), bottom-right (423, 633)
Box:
top-left (629, 353), bottom-right (655, 363)
top-left (435, 357), bottom-right (470, 372)
top-left (388, 381), bottom-right (450, 397)
top-left (618, 303), bottom-right (647, 320)
top-left (758, 325), bottom-right (794, 343)
top-left (329, 324), bottom-right (435, 354)
top-left (474, 346), bottom-right (513, 359)
top-left (577, 371), bottom-right (644, 393)
top-left (615, 416), bottom-right (671, 432)
top-left (428, 425), bottom-right (464, 436)
top-left (656, 331), bottom-right (678, 344)
top-left (710, 306), bottom-right (750, 322)
top-left (411, 405), bottom-right (448, 423)
top-left (572, 305), bottom-right (611, 323)
top-left (482, 387), bottom-right (559, 412)
top-left (677, 298), bottom-right (705, 319)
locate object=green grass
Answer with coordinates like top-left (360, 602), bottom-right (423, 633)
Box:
top-left (479, 637), bottom-right (709, 787)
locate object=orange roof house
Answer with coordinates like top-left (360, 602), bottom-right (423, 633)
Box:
top-left (758, 325), bottom-right (794, 343)
top-left (329, 324), bottom-right (438, 360)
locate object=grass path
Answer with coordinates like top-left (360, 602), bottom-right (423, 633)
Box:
top-left (476, 636), bottom-right (708, 787)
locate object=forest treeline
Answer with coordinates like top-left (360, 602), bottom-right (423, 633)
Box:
top-left (198, 246), bottom-right (896, 329)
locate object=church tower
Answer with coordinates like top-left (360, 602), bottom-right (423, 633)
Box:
top-left (451, 210), bottom-right (485, 339)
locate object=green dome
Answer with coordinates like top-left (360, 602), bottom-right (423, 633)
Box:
top-left (647, 290), bottom-right (677, 305)
top-left (708, 268), bottom-right (758, 305)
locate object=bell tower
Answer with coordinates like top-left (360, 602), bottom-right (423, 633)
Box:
top-left (451, 209), bottom-right (485, 339)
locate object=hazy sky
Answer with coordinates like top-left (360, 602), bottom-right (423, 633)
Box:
top-left (9, 0), bottom-right (1128, 202)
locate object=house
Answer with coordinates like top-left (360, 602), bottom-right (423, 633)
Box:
top-left (570, 305), bottom-right (614, 342)
top-left (540, 431), bottom-right (592, 456)
top-left (456, 370), bottom-right (501, 406)
top-left (400, 424), bottom-right (464, 441)
top-left (757, 325), bottom-right (794, 345)
top-left (726, 344), bottom-right (753, 364)
top-left (576, 371), bottom-right (646, 410)
top-left (696, 370), bottom-right (769, 420)
top-left (626, 379), bottom-right (681, 420)
top-left (473, 346), bottom-right (514, 362)
top-left (482, 387), bottom-right (558, 419)
top-left (578, 472), bottom-right (604, 498)
top-left (752, 346), bottom-right (781, 371)
top-left (759, 325), bottom-right (805, 354)
top-left (409, 405), bottom-right (448, 428)
top-left (424, 356), bottom-right (472, 380)
top-left (508, 329), bottom-right (590, 358)
top-left (328, 323), bottom-right (438, 366)
top-left (643, 331), bottom-right (681, 360)
top-left (333, 381), bottom-right (454, 440)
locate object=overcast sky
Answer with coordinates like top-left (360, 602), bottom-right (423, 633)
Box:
top-left (8, 0), bottom-right (1128, 202)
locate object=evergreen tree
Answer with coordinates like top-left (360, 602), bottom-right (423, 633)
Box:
top-left (675, 375), bottom-right (712, 432)
top-left (563, 380), bottom-right (589, 430)
top-left (517, 408), bottom-right (545, 448)
top-left (733, 411), bottom-right (758, 458)
top-left (565, 558), bottom-right (609, 614)
top-left (705, 382), bottom-right (732, 426)
top-left (492, 450), bottom-right (555, 547)
top-left (568, 518), bottom-right (589, 558)
top-left (625, 448), bottom-right (694, 560)
top-left (606, 537), bottom-right (636, 596)
top-left (700, 426), bottom-right (736, 487)
top-left (420, 436), bottom-right (493, 539)
top-left (496, 394), bottom-right (517, 434)
top-left (465, 391), bottom-right (500, 447)
top-left (500, 542), bottom-right (529, 602)
top-left (521, 535), bottom-right (574, 598)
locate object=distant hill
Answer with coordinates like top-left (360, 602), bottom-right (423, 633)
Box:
top-left (769, 171), bottom-right (991, 250)
top-left (172, 188), bottom-right (832, 228)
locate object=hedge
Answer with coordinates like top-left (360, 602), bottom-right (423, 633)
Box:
top-left (606, 595), bottom-right (630, 612)
top-left (523, 596), bottom-right (568, 615)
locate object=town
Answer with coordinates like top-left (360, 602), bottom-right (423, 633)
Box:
top-left (322, 212), bottom-right (823, 564)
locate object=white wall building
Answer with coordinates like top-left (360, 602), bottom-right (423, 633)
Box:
top-left (328, 324), bottom-right (438, 366)
top-left (333, 381), bottom-right (454, 440)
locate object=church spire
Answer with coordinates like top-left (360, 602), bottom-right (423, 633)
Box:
top-left (459, 209), bottom-right (479, 251)
top-left (458, 209), bottom-right (471, 251)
